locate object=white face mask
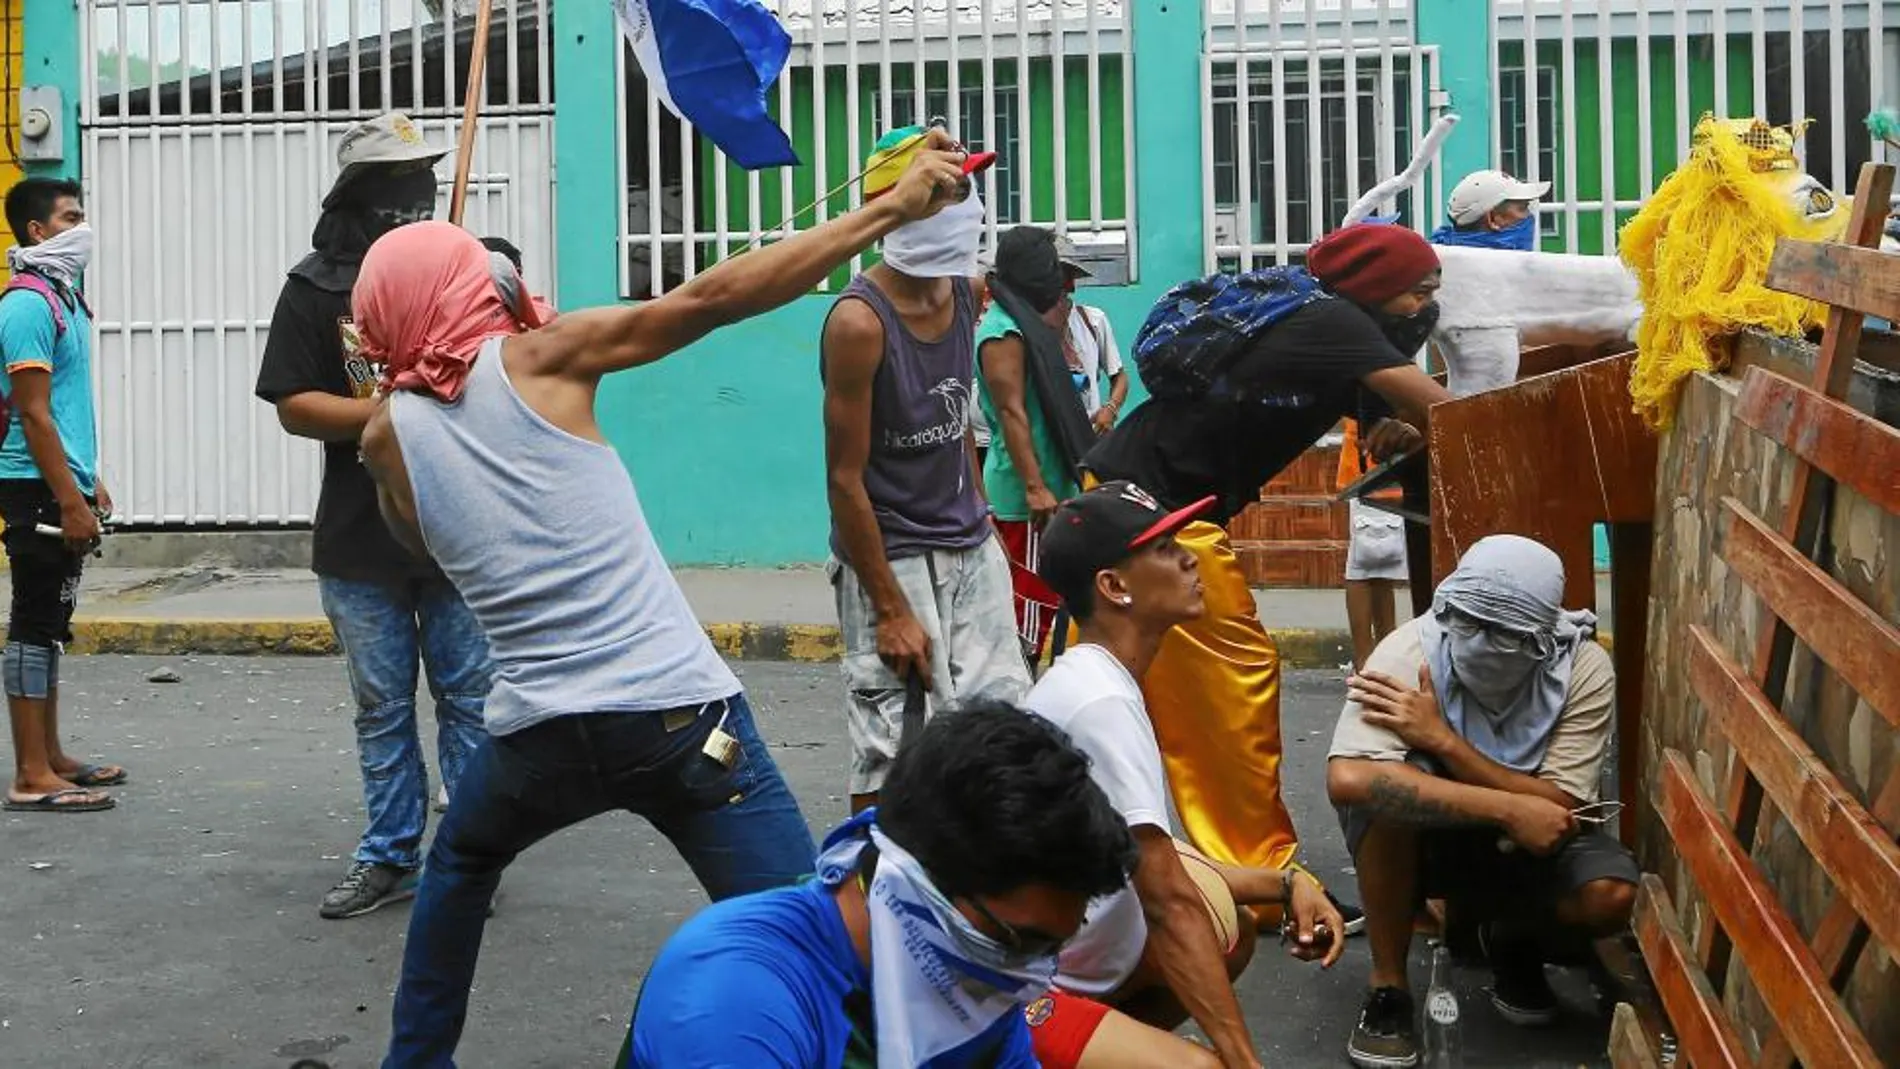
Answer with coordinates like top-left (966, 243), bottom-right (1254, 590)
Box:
top-left (9, 222), bottom-right (95, 284)
top-left (881, 187), bottom-right (986, 278)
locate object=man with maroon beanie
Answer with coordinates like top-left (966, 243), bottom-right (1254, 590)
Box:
top-left (1079, 223), bottom-right (1455, 936)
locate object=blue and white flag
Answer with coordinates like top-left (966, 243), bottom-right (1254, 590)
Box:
top-left (613, 0), bottom-right (800, 170)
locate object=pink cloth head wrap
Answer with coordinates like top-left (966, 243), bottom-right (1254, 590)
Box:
top-left (353, 221), bottom-right (551, 402)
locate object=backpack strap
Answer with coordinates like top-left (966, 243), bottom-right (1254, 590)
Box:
top-left (3, 271), bottom-right (73, 340)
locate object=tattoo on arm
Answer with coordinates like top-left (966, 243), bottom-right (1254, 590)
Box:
top-left (1363, 772), bottom-right (1477, 827)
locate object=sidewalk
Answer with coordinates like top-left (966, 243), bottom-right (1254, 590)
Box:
top-left (16, 565), bottom-right (1619, 665)
top-left (21, 565), bottom-right (1376, 667)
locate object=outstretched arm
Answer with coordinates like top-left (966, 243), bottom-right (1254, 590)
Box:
top-left (517, 131), bottom-right (970, 383)
top-left (1130, 826), bottom-right (1263, 1069)
top-left (1360, 363), bottom-right (1452, 434)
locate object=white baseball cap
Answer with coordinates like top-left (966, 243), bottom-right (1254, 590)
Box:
top-left (1447, 170), bottom-right (1551, 225)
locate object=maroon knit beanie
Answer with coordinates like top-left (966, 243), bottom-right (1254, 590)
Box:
top-left (1306, 224), bottom-right (1441, 306)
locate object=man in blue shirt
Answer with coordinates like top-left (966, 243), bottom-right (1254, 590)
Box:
top-left (622, 702), bottom-right (1138, 1068)
top-left (0, 177), bottom-right (120, 814)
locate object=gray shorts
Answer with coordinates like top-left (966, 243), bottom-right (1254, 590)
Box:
top-left (830, 537), bottom-right (1032, 795)
top-left (1342, 803), bottom-right (1638, 918)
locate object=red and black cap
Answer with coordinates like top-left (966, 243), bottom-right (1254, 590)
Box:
top-left (1037, 481), bottom-right (1216, 608)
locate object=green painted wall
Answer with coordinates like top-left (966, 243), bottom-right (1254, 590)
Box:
top-left (1500, 34), bottom-right (1752, 255)
top-left (693, 56), bottom-right (1129, 292)
top-left (1418, 0), bottom-right (1493, 186)
top-left (21, 0), bottom-right (80, 181)
top-left (574, 0), bottom-right (1199, 565)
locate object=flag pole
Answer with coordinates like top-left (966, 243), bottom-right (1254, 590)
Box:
top-left (449, 0), bottom-right (496, 227)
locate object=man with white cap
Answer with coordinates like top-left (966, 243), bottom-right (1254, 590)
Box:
top-left (1326, 534), bottom-right (1637, 1068)
top-left (254, 112), bottom-right (494, 920)
top-left (1430, 170), bottom-right (1551, 251)
top-left (821, 124), bottom-right (1029, 815)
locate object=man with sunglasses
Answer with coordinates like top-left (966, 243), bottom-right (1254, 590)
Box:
top-left (620, 702), bottom-right (1137, 1068)
top-left (1326, 535), bottom-right (1638, 1069)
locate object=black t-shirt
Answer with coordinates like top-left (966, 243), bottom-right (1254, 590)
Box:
top-left (1084, 299), bottom-right (1412, 522)
top-left (253, 274), bottom-right (441, 583)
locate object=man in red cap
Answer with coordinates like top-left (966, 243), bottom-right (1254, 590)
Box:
top-left (1021, 480), bottom-right (1346, 1069)
top-left (1079, 223), bottom-right (1454, 935)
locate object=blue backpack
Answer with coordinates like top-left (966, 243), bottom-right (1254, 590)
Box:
top-left (1132, 266), bottom-right (1327, 400)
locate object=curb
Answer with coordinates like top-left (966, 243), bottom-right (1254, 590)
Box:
top-left (69, 618), bottom-right (1361, 669)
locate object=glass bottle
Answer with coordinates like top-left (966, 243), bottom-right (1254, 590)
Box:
top-left (1422, 941), bottom-right (1463, 1068)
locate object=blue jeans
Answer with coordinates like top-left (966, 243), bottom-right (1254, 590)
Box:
top-left (382, 692), bottom-right (815, 1068)
top-left (319, 575), bottom-right (494, 870)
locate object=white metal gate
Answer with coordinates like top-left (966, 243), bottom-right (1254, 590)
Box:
top-left (1491, 0), bottom-right (1898, 255)
top-left (1202, 0), bottom-right (1446, 268)
top-left (617, 0), bottom-right (1137, 299)
top-left (79, 0), bottom-right (555, 526)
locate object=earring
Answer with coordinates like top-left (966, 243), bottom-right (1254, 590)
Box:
top-left (1121, 597), bottom-right (1133, 606)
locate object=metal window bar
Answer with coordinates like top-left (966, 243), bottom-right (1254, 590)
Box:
top-left (1493, 0), bottom-right (1898, 251)
top-left (616, 0), bottom-right (1134, 298)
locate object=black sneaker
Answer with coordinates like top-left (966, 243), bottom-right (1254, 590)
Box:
top-left (1347, 987), bottom-right (1420, 1069)
top-left (319, 860), bottom-right (418, 920)
top-left (1329, 891), bottom-right (1368, 937)
top-left (1483, 923), bottom-right (1560, 1027)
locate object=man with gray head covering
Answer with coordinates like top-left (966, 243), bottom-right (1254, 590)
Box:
top-left (1325, 534), bottom-right (1637, 1069)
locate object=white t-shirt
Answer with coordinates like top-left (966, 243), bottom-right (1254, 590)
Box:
top-left (1068, 304), bottom-right (1125, 418)
top-left (1023, 643), bottom-right (1170, 995)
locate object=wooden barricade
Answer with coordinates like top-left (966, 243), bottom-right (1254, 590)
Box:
top-left (1425, 350), bottom-right (1657, 840)
top-left (1614, 162), bottom-right (1900, 1068)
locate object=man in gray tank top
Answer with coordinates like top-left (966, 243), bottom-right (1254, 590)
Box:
top-left (821, 126), bottom-right (1033, 814)
top-left (351, 132), bottom-right (978, 1068)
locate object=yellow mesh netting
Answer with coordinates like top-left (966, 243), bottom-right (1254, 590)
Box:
top-left (1619, 116), bottom-right (1832, 430)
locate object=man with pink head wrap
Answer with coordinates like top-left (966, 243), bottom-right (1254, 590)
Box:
top-left (350, 129), bottom-right (975, 1068)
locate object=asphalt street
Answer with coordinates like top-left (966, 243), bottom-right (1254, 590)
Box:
top-left (1, 657), bottom-right (1613, 1067)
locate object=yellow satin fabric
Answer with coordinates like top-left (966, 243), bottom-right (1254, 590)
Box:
top-left (1143, 521), bottom-right (1300, 907)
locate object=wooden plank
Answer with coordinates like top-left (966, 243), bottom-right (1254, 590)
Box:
top-left (1429, 352), bottom-right (1657, 605)
top-left (1757, 771), bottom-right (1900, 1069)
top-left (1608, 1002), bottom-right (1667, 1069)
top-left (1718, 499), bottom-right (1900, 729)
top-left (1765, 240), bottom-right (1900, 324)
top-left (1660, 750), bottom-right (1882, 1067)
top-left (1711, 166), bottom-right (1894, 977)
top-left (1807, 164), bottom-right (1895, 404)
top-left (1734, 367), bottom-right (1900, 515)
top-left (1688, 626), bottom-right (1900, 962)
top-left (1631, 874), bottom-right (1752, 1069)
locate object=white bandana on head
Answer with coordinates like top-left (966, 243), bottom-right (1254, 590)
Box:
top-left (815, 812), bottom-right (1056, 1069)
top-left (7, 223), bottom-right (95, 287)
top-left (880, 186), bottom-right (986, 278)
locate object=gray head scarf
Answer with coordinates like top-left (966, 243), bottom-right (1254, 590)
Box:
top-left (1416, 534), bottom-right (1596, 771)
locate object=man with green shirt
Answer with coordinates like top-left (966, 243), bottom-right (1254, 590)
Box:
top-left (976, 226), bottom-right (1094, 661)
